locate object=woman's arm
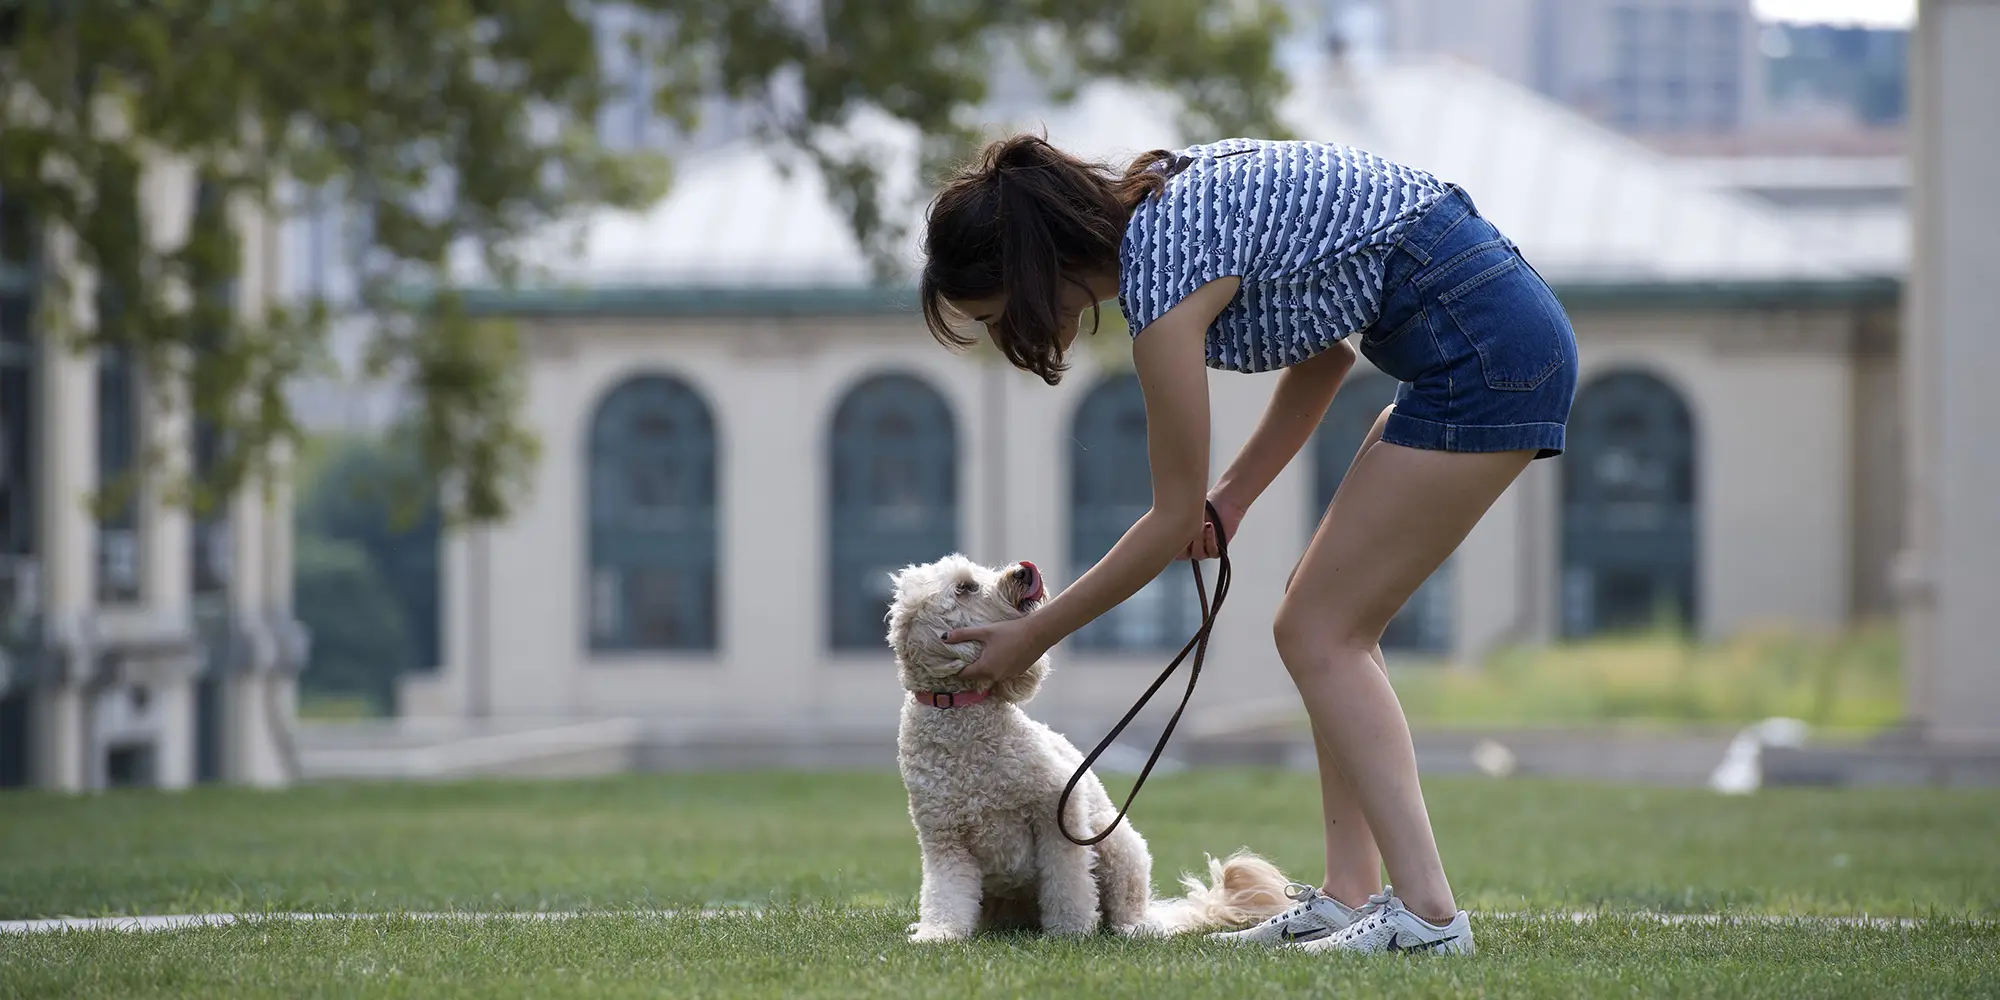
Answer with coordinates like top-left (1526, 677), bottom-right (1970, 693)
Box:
top-left (1209, 339), bottom-right (1357, 519)
top-left (949, 277), bottom-right (1236, 686)
top-left (1021, 280), bottom-right (1232, 646)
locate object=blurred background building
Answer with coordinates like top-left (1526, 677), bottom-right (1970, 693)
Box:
top-left (370, 52), bottom-right (1898, 769)
top-left (0, 170), bottom-right (305, 792)
top-left (1338, 0), bottom-right (1907, 136)
top-left (11, 0), bottom-right (1992, 788)
top-left (301, 0), bottom-right (1940, 777)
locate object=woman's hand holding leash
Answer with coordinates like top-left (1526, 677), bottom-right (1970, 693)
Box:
top-left (1180, 494), bottom-right (1243, 561)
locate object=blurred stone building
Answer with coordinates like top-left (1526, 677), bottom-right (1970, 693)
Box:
top-left (395, 60), bottom-right (1907, 761)
top-left (0, 166), bottom-right (305, 791)
top-left (1336, 0), bottom-right (1907, 136)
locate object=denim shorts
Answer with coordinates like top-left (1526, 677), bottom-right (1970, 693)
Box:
top-left (1358, 185), bottom-right (1578, 459)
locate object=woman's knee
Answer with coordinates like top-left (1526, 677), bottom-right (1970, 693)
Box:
top-left (1272, 598), bottom-right (1380, 671)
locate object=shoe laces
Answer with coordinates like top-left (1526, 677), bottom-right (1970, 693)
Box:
top-left (1329, 891), bottom-right (1403, 941)
top-left (1263, 882), bottom-right (1323, 925)
top-left (1336, 913), bottom-right (1387, 943)
top-left (1267, 882), bottom-right (1394, 927)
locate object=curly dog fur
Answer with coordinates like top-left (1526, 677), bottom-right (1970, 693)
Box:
top-left (887, 553), bottom-right (1293, 942)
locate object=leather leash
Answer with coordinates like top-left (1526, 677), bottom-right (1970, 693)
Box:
top-left (1056, 500), bottom-right (1232, 846)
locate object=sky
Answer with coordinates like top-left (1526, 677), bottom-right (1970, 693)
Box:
top-left (1751, 0), bottom-right (1915, 28)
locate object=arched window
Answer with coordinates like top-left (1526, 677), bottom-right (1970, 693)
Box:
top-left (1070, 374), bottom-right (1198, 651)
top-left (1312, 373), bottom-right (1454, 653)
top-left (586, 375), bottom-right (718, 652)
top-left (1561, 370), bottom-right (1698, 636)
top-left (827, 374), bottom-right (959, 650)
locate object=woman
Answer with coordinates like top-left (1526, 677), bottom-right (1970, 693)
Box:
top-left (922, 134), bottom-right (1577, 955)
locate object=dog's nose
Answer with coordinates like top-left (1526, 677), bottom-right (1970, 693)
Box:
top-left (1009, 565), bottom-right (1031, 582)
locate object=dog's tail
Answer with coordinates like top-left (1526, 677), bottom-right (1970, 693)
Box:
top-left (1142, 849), bottom-right (1293, 935)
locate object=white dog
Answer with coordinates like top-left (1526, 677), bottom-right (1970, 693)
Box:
top-left (887, 553), bottom-right (1294, 942)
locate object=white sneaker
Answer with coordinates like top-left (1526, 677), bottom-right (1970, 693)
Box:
top-left (1295, 895), bottom-right (1475, 956)
top-left (1209, 883), bottom-right (1392, 946)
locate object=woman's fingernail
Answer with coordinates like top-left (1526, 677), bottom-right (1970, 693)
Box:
top-left (939, 632), bottom-right (950, 642)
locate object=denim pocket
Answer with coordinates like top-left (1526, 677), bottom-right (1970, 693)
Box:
top-left (1438, 252), bottom-right (1570, 392)
top-left (1358, 271), bottom-right (1437, 384)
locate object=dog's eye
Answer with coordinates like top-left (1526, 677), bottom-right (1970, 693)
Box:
top-left (955, 580), bottom-right (979, 596)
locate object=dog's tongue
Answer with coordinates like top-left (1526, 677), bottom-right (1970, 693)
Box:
top-left (1018, 561), bottom-right (1043, 604)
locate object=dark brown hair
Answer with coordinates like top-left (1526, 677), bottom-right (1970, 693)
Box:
top-left (919, 134), bottom-right (1175, 385)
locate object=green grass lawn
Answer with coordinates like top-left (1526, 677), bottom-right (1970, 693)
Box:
top-left (4, 772), bottom-right (1996, 998)
top-left (1390, 624), bottom-right (1904, 734)
top-left (295, 693), bottom-right (386, 721)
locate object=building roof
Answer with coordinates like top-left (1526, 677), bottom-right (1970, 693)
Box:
top-left (507, 145), bottom-right (888, 290)
top-left (466, 57), bottom-right (1894, 315)
top-left (1299, 59), bottom-right (1856, 285)
top-left (1668, 153), bottom-right (1907, 277)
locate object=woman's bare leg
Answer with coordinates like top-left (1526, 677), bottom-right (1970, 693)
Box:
top-left (1276, 437), bottom-right (1534, 924)
top-left (1298, 406), bottom-right (1395, 907)
top-left (1310, 713), bottom-right (1385, 907)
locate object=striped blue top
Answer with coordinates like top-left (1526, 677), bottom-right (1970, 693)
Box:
top-left (1118, 138), bottom-right (1452, 373)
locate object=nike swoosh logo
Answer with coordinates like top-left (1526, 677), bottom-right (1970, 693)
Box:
top-left (1281, 926), bottom-right (1333, 943)
top-left (1386, 933), bottom-right (1458, 953)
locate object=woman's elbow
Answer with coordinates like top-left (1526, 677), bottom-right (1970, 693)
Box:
top-left (1315, 338), bottom-right (1358, 373)
top-left (1282, 339), bottom-right (1355, 390)
top-left (1156, 501), bottom-right (1206, 542)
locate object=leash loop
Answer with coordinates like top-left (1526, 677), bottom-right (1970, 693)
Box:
top-left (1056, 500), bottom-right (1232, 846)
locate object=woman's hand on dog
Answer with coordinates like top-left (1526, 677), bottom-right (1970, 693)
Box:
top-left (943, 614), bottom-right (1049, 692)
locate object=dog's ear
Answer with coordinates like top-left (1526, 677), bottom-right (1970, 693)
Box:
top-left (884, 563), bottom-right (931, 652)
top-left (888, 563), bottom-right (925, 604)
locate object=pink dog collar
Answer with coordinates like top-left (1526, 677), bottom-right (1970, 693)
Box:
top-left (914, 690), bottom-right (990, 709)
